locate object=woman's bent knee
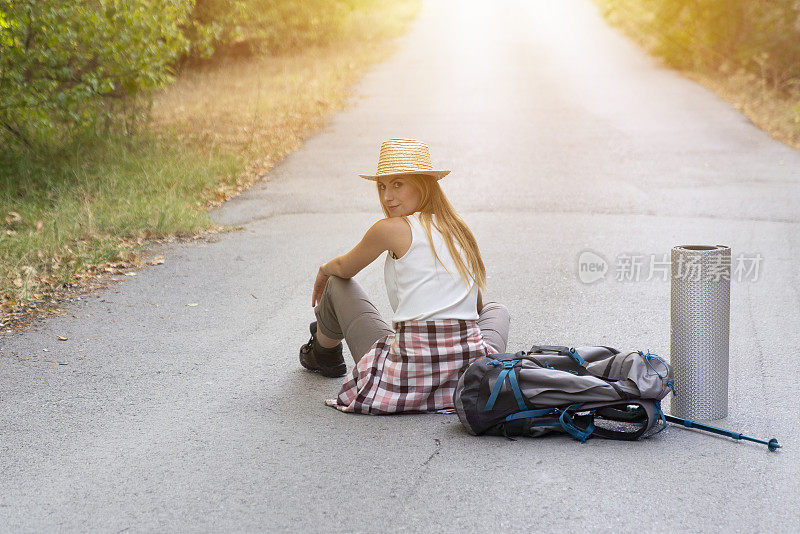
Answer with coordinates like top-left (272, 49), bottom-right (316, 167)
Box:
top-left (481, 301), bottom-right (510, 322)
top-left (324, 275), bottom-right (351, 298)
top-left (478, 301), bottom-right (510, 354)
top-left (326, 275), bottom-right (347, 289)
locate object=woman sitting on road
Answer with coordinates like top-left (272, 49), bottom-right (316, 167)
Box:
top-left (299, 138), bottom-right (510, 414)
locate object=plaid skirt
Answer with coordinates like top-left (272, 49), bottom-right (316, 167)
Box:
top-left (324, 319), bottom-right (498, 414)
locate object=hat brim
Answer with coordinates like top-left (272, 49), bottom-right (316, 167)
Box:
top-left (359, 170), bottom-right (451, 181)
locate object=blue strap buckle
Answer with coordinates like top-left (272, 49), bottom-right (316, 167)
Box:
top-left (568, 348), bottom-right (586, 367)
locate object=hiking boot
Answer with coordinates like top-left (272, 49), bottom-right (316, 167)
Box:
top-left (299, 321), bottom-right (347, 378)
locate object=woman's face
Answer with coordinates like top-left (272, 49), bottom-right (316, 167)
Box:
top-left (377, 175), bottom-right (422, 217)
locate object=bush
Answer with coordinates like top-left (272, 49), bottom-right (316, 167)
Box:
top-left (599, 0), bottom-right (800, 92)
top-left (186, 0), bottom-right (375, 58)
top-left (0, 0), bottom-right (379, 149)
top-left (0, 0), bottom-right (193, 148)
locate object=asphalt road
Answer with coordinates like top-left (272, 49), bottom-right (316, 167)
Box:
top-left (2, 0), bottom-right (799, 531)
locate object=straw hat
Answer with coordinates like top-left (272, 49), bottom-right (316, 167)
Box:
top-left (359, 138), bottom-right (451, 180)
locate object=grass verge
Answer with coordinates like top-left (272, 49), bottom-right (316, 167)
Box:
top-left (0, 0), bottom-right (421, 334)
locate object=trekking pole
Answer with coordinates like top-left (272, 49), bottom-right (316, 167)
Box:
top-left (664, 414), bottom-right (781, 452)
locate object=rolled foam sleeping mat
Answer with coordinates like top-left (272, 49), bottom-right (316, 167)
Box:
top-left (670, 244), bottom-right (730, 420)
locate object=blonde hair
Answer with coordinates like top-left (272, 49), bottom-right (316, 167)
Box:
top-left (378, 175), bottom-right (487, 290)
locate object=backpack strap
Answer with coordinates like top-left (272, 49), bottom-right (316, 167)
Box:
top-left (550, 402), bottom-right (654, 442)
top-left (528, 345), bottom-right (572, 355)
top-left (528, 345), bottom-right (586, 367)
top-left (590, 401), bottom-right (665, 441)
top-left (557, 404), bottom-right (594, 442)
top-left (505, 408), bottom-right (554, 421)
top-left (501, 404), bottom-right (597, 443)
top-left (484, 359), bottom-right (527, 412)
top-left (499, 401), bottom-right (665, 442)
top-left (607, 380), bottom-right (633, 400)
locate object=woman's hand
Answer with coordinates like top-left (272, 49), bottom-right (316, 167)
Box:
top-left (312, 265), bottom-right (331, 307)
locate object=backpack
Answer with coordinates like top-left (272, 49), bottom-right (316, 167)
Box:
top-left (453, 345), bottom-right (676, 442)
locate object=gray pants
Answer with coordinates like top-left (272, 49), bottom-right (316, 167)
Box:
top-left (314, 276), bottom-right (511, 363)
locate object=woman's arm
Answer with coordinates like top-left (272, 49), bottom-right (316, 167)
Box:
top-left (477, 288), bottom-right (483, 314)
top-left (312, 217), bottom-right (407, 306)
top-left (321, 218), bottom-right (401, 278)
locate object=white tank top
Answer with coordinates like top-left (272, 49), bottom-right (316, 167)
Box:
top-left (384, 212), bottom-right (479, 325)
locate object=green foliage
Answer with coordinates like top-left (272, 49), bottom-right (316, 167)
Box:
top-left (599, 0), bottom-right (800, 91)
top-left (187, 0), bottom-right (375, 57)
top-left (0, 0), bottom-right (193, 148)
top-left (181, 0), bottom-right (245, 60)
top-left (0, 0), bottom-right (380, 148)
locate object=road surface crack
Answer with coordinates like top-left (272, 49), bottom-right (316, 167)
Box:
top-left (421, 438), bottom-right (441, 468)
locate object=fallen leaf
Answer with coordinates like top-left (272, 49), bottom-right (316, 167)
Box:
top-left (124, 272), bottom-right (137, 276)
top-left (35, 220), bottom-right (44, 231)
top-left (56, 335), bottom-right (68, 341)
top-left (147, 256), bottom-right (165, 265)
top-left (187, 302), bottom-right (199, 307)
top-left (58, 362), bottom-right (68, 365)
